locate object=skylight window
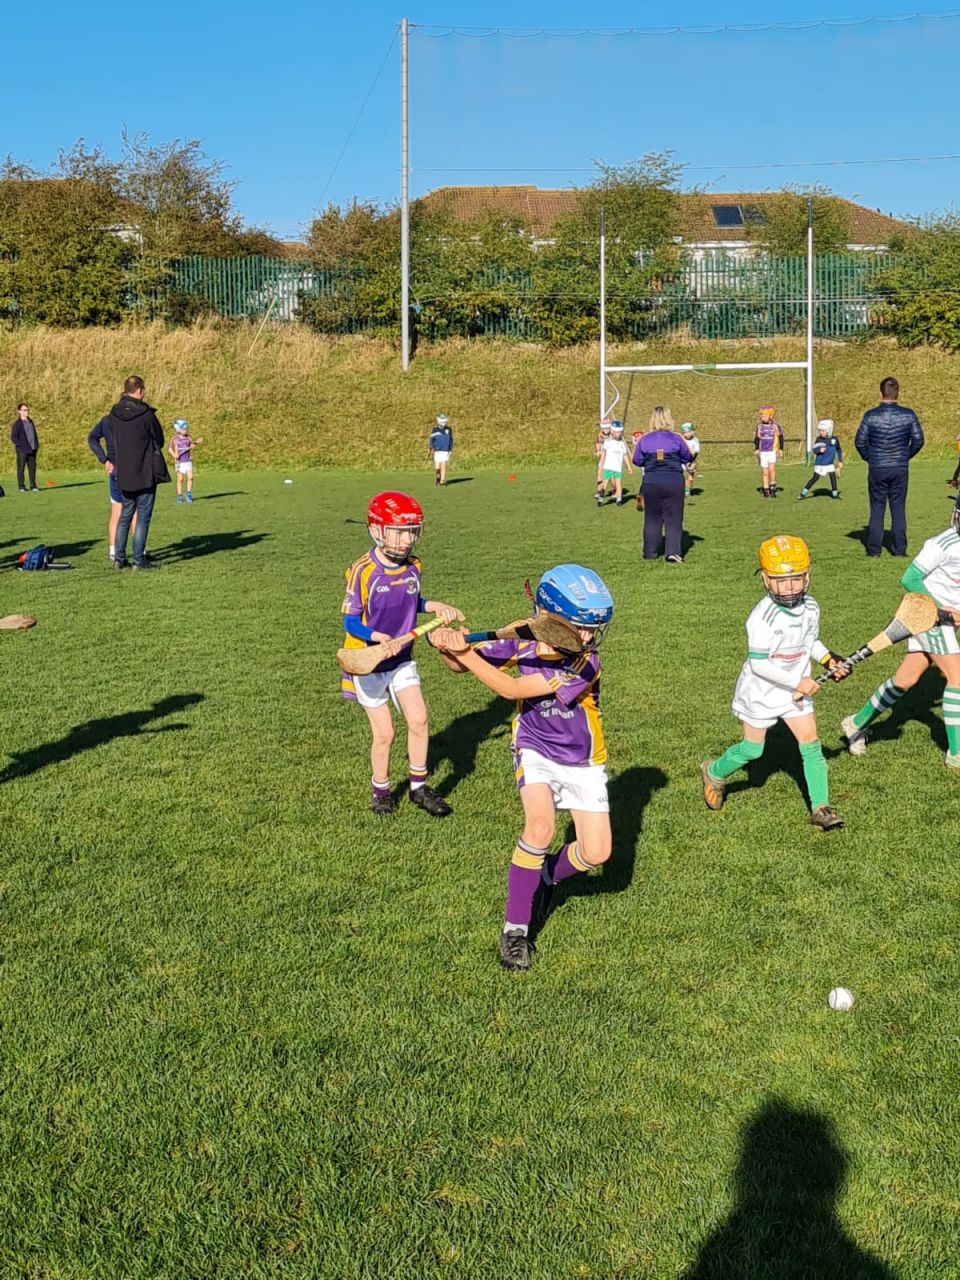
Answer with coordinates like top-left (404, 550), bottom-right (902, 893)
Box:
top-left (712, 204), bottom-right (744, 228)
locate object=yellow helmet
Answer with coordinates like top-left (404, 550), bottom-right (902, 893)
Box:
top-left (758, 534), bottom-right (810, 576)
top-left (758, 535), bottom-right (810, 607)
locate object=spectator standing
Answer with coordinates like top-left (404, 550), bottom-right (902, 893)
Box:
top-left (854, 377), bottom-right (924, 558)
top-left (632, 406), bottom-right (693, 563)
top-left (11, 403), bottom-right (40, 492)
top-left (110, 375), bottom-right (166, 571)
top-left (87, 413), bottom-right (136, 562)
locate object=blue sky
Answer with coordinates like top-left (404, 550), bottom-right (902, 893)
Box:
top-left (7, 2), bottom-right (960, 239)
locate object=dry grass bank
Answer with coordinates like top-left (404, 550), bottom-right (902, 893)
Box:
top-left (1, 323), bottom-right (958, 469)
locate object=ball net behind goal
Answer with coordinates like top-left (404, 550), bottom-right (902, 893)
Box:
top-left (605, 367), bottom-right (808, 464)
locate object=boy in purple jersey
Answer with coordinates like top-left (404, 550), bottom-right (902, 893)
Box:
top-left (433, 564), bottom-right (614, 972)
top-left (341, 491), bottom-right (463, 817)
top-left (754, 405), bottom-right (784, 498)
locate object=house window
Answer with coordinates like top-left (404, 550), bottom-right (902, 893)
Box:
top-left (712, 205), bottom-right (744, 228)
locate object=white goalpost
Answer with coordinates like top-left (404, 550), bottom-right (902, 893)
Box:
top-left (599, 202), bottom-right (816, 460)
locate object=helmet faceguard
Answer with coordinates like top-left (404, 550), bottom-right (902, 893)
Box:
top-left (535, 563), bottom-right (614, 648)
top-left (367, 491), bottom-right (424, 564)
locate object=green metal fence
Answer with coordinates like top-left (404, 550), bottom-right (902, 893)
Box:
top-left (169, 251), bottom-right (896, 340)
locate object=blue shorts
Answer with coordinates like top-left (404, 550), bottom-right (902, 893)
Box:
top-left (108, 472), bottom-right (123, 503)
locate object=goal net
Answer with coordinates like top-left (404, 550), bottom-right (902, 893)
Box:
top-left (603, 365), bottom-right (809, 464)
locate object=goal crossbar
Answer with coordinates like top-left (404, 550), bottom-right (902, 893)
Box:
top-left (605, 362), bottom-right (809, 374)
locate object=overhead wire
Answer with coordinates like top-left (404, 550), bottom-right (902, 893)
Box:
top-left (410, 10), bottom-right (960, 37)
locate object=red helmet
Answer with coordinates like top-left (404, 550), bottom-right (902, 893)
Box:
top-left (367, 491), bottom-right (423, 562)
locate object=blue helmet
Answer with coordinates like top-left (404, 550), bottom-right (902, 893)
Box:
top-left (536, 564), bottom-right (613, 645)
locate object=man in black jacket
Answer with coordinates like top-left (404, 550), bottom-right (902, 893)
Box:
top-left (110, 375), bottom-right (164, 570)
top-left (854, 376), bottom-right (924, 557)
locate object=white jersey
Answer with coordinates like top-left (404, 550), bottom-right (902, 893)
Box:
top-left (686, 435), bottom-right (701, 458)
top-left (912, 528), bottom-right (960, 611)
top-left (600, 438), bottom-right (629, 473)
top-left (732, 595), bottom-right (830, 728)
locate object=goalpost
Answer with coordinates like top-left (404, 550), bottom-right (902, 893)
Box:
top-left (599, 203), bottom-right (816, 460)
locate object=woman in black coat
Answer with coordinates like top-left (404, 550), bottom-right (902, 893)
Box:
top-left (11, 402), bottom-right (40, 492)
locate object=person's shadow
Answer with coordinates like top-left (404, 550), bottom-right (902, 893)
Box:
top-left (154, 531), bottom-right (268, 563)
top-left (864, 668), bottom-right (947, 754)
top-left (429, 695), bottom-right (512, 799)
top-left (0, 694), bottom-right (204, 781)
top-left (845, 527), bottom-right (893, 554)
top-left (724, 721), bottom-right (845, 809)
top-left (681, 1098), bottom-right (898, 1278)
top-left (534, 764), bottom-right (667, 937)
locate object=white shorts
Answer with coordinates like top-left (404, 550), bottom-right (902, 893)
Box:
top-left (758, 450), bottom-right (778, 468)
top-left (732, 665), bottom-right (813, 729)
top-left (353, 659), bottom-right (421, 709)
top-left (515, 747), bottom-right (609, 813)
top-left (432, 451), bottom-right (450, 465)
top-left (177, 460), bottom-right (193, 475)
top-left (813, 464), bottom-right (835, 477)
top-left (907, 624), bottom-right (960, 656)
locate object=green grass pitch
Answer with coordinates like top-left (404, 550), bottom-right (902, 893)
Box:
top-left (1, 460), bottom-right (958, 1277)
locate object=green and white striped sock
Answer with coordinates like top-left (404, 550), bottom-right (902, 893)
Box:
top-left (943, 686), bottom-right (960, 756)
top-left (852, 678), bottom-right (906, 731)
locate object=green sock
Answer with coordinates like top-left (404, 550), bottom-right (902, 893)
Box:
top-left (943, 686), bottom-right (960, 756)
top-left (852, 678), bottom-right (905, 731)
top-left (709, 737), bottom-right (764, 781)
top-left (799, 739), bottom-right (829, 809)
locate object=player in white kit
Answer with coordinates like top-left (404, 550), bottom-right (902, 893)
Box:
top-left (842, 500), bottom-right (960, 766)
top-left (701, 535), bottom-right (850, 831)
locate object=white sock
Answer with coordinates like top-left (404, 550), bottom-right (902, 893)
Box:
top-left (503, 923), bottom-right (528, 935)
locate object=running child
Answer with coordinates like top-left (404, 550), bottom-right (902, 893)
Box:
top-left (594, 419), bottom-right (612, 500)
top-left (799, 419), bottom-right (843, 500)
top-left (701, 535), bottom-right (849, 830)
top-left (168, 419), bottom-right (203, 503)
top-left (427, 413), bottom-right (454, 486)
top-left (754, 405), bottom-right (784, 498)
top-left (341, 491), bottom-right (463, 815)
top-left (841, 498), bottom-right (960, 767)
top-left (596, 420), bottom-right (633, 506)
top-left (432, 564), bottom-right (614, 972)
top-left (680, 422), bottom-right (701, 498)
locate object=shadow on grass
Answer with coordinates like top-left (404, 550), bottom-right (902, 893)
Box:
top-left (681, 1098), bottom-right (897, 1279)
top-left (154, 530), bottom-right (269, 562)
top-left (41, 481), bottom-right (98, 491)
top-left (0, 694), bottom-right (205, 782)
top-left (440, 477), bottom-right (473, 486)
top-left (724, 721), bottom-right (837, 809)
top-left (864, 667), bottom-right (947, 754)
top-left (430, 695), bottom-right (512, 799)
top-left (49, 538), bottom-right (100, 561)
top-left (193, 491), bottom-right (246, 501)
top-left (845, 527), bottom-right (894, 554)
top-left (538, 765), bottom-right (668, 938)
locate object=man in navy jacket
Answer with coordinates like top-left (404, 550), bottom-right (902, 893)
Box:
top-left (854, 376), bottom-right (924, 557)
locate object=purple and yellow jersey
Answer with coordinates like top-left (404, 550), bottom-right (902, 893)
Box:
top-left (340, 551), bottom-right (422, 698)
top-left (173, 433), bottom-right (193, 462)
top-left (475, 638), bottom-right (605, 767)
top-left (754, 421), bottom-right (783, 451)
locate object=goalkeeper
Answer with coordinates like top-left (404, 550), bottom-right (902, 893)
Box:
top-left (799, 419), bottom-right (843, 500)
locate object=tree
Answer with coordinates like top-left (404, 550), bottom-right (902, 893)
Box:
top-left (872, 213), bottom-right (960, 348)
top-left (0, 145), bottom-right (132, 325)
top-left (747, 185), bottom-right (850, 256)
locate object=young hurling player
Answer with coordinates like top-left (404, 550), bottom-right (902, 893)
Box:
top-left (842, 496), bottom-right (960, 767)
top-left (680, 422), bottom-right (701, 499)
top-left (799, 419), bottom-right (843, 500)
top-left (754, 405), bottom-right (784, 498)
top-left (594, 419), bottom-right (612, 502)
top-left (341, 491), bottom-right (463, 815)
top-left (428, 414), bottom-right (453, 486)
top-left (597, 421), bottom-right (633, 506)
top-left (432, 565), bottom-right (614, 972)
top-left (701, 535), bottom-right (850, 831)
